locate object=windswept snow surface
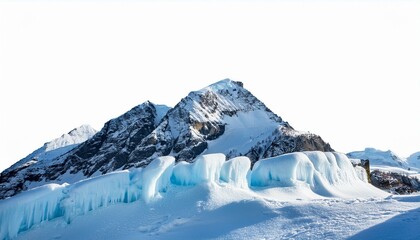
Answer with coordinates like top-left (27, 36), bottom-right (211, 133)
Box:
top-left (2, 152), bottom-right (419, 240)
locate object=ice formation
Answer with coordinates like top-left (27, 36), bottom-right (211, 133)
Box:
top-left (171, 154), bottom-right (225, 186)
top-left (0, 184), bottom-right (67, 239)
top-left (251, 152), bottom-right (315, 187)
top-left (220, 156), bottom-right (250, 188)
top-left (0, 151), bottom-right (387, 239)
top-left (141, 156), bottom-right (175, 203)
top-left (354, 166), bottom-right (369, 183)
top-left (250, 151), bottom-right (383, 198)
top-left (62, 170), bottom-right (134, 222)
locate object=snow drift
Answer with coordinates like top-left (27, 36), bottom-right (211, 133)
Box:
top-left (0, 151), bottom-right (387, 239)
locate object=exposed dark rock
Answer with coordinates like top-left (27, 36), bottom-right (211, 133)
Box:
top-left (259, 131), bottom-right (333, 164)
top-left (351, 159), bottom-right (371, 183)
top-left (370, 170), bottom-right (420, 194)
top-left (192, 122), bottom-right (225, 140)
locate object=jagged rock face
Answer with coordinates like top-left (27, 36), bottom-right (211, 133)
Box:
top-left (370, 170), bottom-right (420, 194)
top-left (49, 102), bottom-right (170, 178)
top-left (265, 130), bottom-right (332, 159)
top-left (128, 80), bottom-right (284, 165)
top-left (0, 79), bottom-right (333, 199)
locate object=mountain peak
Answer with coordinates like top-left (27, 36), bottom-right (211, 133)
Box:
top-left (178, 78), bottom-right (278, 125)
top-left (67, 124), bottom-right (97, 138)
top-left (46, 125), bottom-right (97, 152)
top-left (199, 78), bottom-right (244, 93)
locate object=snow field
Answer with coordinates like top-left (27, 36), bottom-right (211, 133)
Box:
top-left (0, 151), bottom-right (388, 239)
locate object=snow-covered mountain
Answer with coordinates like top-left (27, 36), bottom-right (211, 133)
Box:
top-left (8, 125), bottom-right (97, 171)
top-left (0, 125), bottom-right (97, 198)
top-left (2, 80), bottom-right (420, 240)
top-left (408, 152), bottom-right (420, 168)
top-left (347, 148), bottom-right (420, 194)
top-left (347, 148), bottom-right (408, 168)
top-left (0, 79), bottom-right (332, 199)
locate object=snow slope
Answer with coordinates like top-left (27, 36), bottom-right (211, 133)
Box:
top-left (0, 151), bottom-right (394, 239)
top-left (408, 152), bottom-right (420, 168)
top-left (205, 110), bottom-right (280, 156)
top-left (7, 125), bottom-right (97, 171)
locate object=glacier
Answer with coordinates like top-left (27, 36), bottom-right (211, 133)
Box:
top-left (0, 151), bottom-right (388, 239)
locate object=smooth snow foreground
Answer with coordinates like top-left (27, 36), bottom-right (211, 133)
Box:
top-left (0, 152), bottom-right (406, 239)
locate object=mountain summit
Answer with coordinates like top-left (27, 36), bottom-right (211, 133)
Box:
top-left (0, 79), bottom-right (332, 199)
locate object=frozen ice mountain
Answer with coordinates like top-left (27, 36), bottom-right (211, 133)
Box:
top-left (0, 125), bottom-right (97, 197)
top-left (0, 79), bottom-right (332, 199)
